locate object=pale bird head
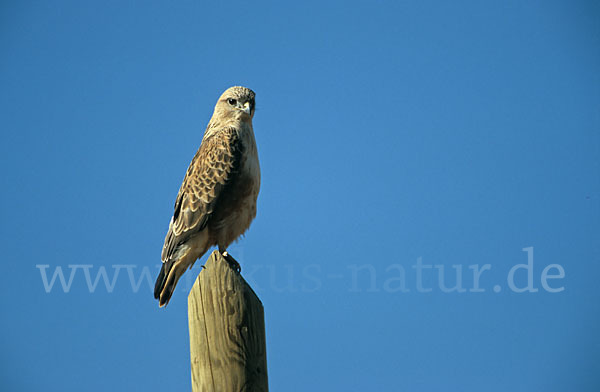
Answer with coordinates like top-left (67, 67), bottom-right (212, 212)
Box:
top-left (214, 86), bottom-right (256, 122)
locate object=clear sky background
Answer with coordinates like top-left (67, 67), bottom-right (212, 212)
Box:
top-left (1, 1), bottom-right (599, 391)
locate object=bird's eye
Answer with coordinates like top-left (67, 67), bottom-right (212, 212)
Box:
top-left (227, 98), bottom-right (237, 106)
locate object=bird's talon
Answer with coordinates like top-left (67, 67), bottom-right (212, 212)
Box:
top-left (222, 252), bottom-right (241, 273)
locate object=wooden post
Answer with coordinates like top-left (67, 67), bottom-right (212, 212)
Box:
top-left (188, 250), bottom-right (268, 392)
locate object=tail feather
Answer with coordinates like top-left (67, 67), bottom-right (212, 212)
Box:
top-left (154, 239), bottom-right (209, 307)
top-left (153, 263), bottom-right (168, 300)
top-left (154, 261), bottom-right (179, 307)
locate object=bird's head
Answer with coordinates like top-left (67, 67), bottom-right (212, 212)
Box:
top-left (214, 86), bottom-right (256, 122)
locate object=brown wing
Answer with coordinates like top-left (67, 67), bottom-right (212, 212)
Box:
top-left (161, 127), bottom-right (242, 262)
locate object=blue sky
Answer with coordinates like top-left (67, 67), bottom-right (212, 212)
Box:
top-left (1, 1), bottom-right (599, 391)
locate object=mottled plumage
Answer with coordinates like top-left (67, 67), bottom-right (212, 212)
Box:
top-left (154, 86), bottom-right (260, 307)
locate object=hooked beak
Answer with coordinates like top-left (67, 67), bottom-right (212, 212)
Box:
top-left (242, 101), bottom-right (251, 115)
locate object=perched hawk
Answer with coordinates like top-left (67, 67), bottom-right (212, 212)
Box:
top-left (154, 86), bottom-right (260, 307)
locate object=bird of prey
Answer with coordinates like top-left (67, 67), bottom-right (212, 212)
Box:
top-left (154, 86), bottom-right (260, 307)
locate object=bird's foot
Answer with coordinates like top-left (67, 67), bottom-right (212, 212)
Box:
top-left (221, 251), bottom-right (241, 273)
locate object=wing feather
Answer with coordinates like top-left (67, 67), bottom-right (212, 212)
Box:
top-left (161, 127), bottom-right (242, 262)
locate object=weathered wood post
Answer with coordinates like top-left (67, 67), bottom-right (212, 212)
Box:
top-left (188, 250), bottom-right (268, 392)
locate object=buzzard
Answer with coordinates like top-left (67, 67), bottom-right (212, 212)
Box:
top-left (154, 86), bottom-right (260, 307)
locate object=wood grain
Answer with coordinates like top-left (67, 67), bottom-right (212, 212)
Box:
top-left (188, 250), bottom-right (268, 392)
